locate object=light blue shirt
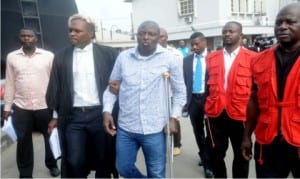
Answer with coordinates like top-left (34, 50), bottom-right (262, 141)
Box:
top-left (103, 45), bottom-right (186, 135)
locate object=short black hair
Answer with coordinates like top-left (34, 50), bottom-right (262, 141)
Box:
top-left (138, 20), bottom-right (160, 34)
top-left (190, 32), bottom-right (205, 40)
top-left (19, 27), bottom-right (37, 37)
top-left (225, 21), bottom-right (243, 32)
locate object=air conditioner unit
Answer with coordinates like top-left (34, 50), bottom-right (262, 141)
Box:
top-left (184, 16), bottom-right (193, 24)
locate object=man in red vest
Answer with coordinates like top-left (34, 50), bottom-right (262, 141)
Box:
top-left (204, 21), bottom-right (257, 178)
top-left (241, 2), bottom-right (300, 178)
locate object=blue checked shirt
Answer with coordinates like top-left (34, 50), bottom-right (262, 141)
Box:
top-left (103, 45), bottom-right (186, 134)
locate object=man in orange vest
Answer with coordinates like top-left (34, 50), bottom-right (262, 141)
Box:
top-left (204, 21), bottom-right (257, 178)
top-left (241, 2), bottom-right (300, 178)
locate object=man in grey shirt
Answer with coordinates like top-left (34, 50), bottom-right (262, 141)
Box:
top-left (103, 21), bottom-right (186, 178)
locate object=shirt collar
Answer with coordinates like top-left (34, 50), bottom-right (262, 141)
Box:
top-left (16, 47), bottom-right (42, 55)
top-left (194, 48), bottom-right (208, 58)
top-left (223, 46), bottom-right (240, 56)
top-left (74, 43), bottom-right (93, 52)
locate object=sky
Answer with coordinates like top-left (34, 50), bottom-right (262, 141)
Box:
top-left (75, 0), bottom-right (132, 32)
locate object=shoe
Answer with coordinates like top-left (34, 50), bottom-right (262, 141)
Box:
top-left (173, 147), bottom-right (181, 156)
top-left (204, 168), bottom-right (214, 178)
top-left (49, 167), bottom-right (60, 177)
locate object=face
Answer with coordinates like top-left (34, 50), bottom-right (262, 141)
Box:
top-left (69, 19), bottom-right (93, 47)
top-left (191, 37), bottom-right (206, 54)
top-left (19, 29), bottom-right (37, 49)
top-left (179, 40), bottom-right (185, 47)
top-left (274, 4), bottom-right (300, 49)
top-left (137, 22), bottom-right (160, 56)
top-left (159, 29), bottom-right (168, 47)
top-left (222, 22), bottom-right (242, 47)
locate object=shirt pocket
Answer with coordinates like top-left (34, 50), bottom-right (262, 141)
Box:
top-left (123, 70), bottom-right (140, 86)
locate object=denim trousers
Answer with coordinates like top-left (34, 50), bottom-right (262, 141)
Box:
top-left (116, 127), bottom-right (166, 178)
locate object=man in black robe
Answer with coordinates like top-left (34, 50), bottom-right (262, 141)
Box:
top-left (46, 14), bottom-right (119, 178)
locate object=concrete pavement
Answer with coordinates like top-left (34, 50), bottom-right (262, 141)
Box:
top-left (1, 117), bottom-right (256, 178)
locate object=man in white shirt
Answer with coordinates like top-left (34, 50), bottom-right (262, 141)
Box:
top-left (46, 14), bottom-right (119, 178)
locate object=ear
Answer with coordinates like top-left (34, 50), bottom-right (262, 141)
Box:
top-left (88, 31), bottom-right (94, 39)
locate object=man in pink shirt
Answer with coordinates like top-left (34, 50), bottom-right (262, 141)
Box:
top-left (2, 28), bottom-right (60, 178)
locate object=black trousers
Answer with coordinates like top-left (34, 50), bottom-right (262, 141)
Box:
top-left (63, 106), bottom-right (116, 178)
top-left (207, 110), bottom-right (249, 178)
top-left (188, 94), bottom-right (210, 164)
top-left (173, 120), bottom-right (181, 148)
top-left (12, 104), bottom-right (57, 178)
top-left (254, 136), bottom-right (300, 178)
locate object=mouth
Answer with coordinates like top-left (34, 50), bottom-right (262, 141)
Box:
top-left (277, 33), bottom-right (289, 38)
top-left (142, 42), bottom-right (150, 46)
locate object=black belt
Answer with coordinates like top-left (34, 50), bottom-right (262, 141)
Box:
top-left (192, 93), bottom-right (205, 98)
top-left (73, 105), bottom-right (101, 112)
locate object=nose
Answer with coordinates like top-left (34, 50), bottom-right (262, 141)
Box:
top-left (143, 33), bottom-right (150, 40)
top-left (192, 44), bottom-right (197, 50)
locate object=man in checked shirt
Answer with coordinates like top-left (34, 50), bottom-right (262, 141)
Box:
top-left (103, 21), bottom-right (186, 178)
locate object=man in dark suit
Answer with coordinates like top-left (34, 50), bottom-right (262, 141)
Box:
top-left (183, 32), bottom-right (213, 178)
top-left (46, 14), bottom-right (119, 178)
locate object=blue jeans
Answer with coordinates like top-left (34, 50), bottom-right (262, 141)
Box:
top-left (116, 127), bottom-right (166, 178)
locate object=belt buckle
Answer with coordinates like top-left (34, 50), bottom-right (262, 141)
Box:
top-left (81, 107), bottom-right (86, 112)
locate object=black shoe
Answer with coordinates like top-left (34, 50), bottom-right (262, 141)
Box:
top-left (198, 160), bottom-right (203, 166)
top-left (204, 168), bottom-right (214, 178)
top-left (49, 167), bottom-right (60, 177)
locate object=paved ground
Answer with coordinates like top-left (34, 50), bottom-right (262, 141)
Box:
top-left (1, 117), bottom-right (256, 178)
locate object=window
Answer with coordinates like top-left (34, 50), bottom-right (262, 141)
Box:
top-left (231, 0), bottom-right (265, 15)
top-left (178, 0), bottom-right (194, 16)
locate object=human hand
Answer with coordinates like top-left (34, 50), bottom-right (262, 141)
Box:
top-left (2, 111), bottom-right (11, 121)
top-left (241, 136), bottom-right (253, 160)
top-left (164, 118), bottom-right (178, 135)
top-left (48, 118), bottom-right (58, 134)
top-left (103, 112), bottom-right (116, 136)
top-left (109, 80), bottom-right (120, 95)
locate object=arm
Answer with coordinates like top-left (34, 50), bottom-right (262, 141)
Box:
top-left (109, 80), bottom-right (121, 95)
top-left (241, 86), bottom-right (260, 160)
top-left (3, 55), bottom-right (16, 119)
top-left (103, 55), bottom-right (122, 136)
top-left (46, 54), bottom-right (60, 133)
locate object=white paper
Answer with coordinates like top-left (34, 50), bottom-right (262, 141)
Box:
top-left (49, 128), bottom-right (61, 159)
top-left (2, 116), bottom-right (17, 142)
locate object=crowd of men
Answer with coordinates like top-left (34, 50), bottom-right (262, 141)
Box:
top-left (2, 2), bottom-right (300, 178)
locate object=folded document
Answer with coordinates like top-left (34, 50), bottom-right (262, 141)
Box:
top-left (2, 116), bottom-right (17, 142)
top-left (49, 128), bottom-right (61, 159)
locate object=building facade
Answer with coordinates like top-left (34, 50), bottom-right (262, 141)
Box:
top-left (125, 0), bottom-right (299, 50)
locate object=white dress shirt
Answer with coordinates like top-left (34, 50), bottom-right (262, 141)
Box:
top-left (72, 43), bottom-right (100, 107)
top-left (223, 47), bottom-right (240, 89)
